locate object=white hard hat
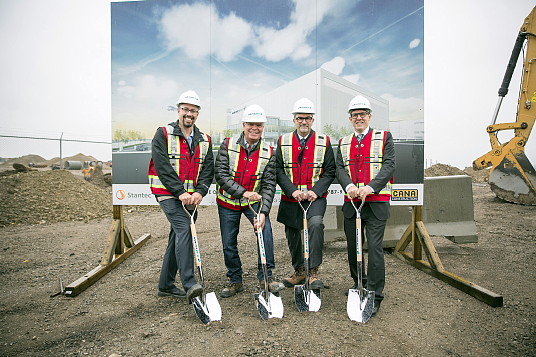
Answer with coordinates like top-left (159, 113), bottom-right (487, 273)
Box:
top-left (177, 90), bottom-right (201, 109)
top-left (242, 104), bottom-right (266, 123)
top-left (348, 95), bottom-right (371, 113)
top-left (292, 98), bottom-right (315, 114)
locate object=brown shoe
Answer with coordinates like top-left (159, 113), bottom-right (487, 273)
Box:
top-left (282, 266), bottom-right (305, 287)
top-left (259, 278), bottom-right (285, 293)
top-left (220, 282), bottom-right (244, 298)
top-left (308, 266), bottom-right (324, 289)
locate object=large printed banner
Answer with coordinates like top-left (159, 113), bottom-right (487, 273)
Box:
top-left (113, 183), bottom-right (424, 206)
top-left (111, 0), bottom-right (424, 205)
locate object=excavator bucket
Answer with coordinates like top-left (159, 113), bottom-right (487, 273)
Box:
top-left (489, 152), bottom-right (536, 205)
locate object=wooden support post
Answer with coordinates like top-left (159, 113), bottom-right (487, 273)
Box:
top-left (63, 205), bottom-right (151, 297)
top-left (393, 206), bottom-right (503, 307)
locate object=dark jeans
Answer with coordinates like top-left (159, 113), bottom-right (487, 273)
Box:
top-left (157, 199), bottom-right (197, 291)
top-left (218, 203), bottom-right (275, 283)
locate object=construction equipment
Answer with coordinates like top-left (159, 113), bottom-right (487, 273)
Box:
top-left (182, 203), bottom-right (222, 324)
top-left (347, 198), bottom-right (374, 323)
top-left (82, 161), bottom-right (103, 181)
top-left (294, 201), bottom-right (321, 312)
top-left (473, 6), bottom-right (536, 205)
top-left (248, 199), bottom-right (284, 320)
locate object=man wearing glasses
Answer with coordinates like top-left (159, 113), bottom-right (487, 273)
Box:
top-left (148, 90), bottom-right (214, 303)
top-left (275, 98), bottom-right (336, 290)
top-left (336, 95), bottom-right (395, 317)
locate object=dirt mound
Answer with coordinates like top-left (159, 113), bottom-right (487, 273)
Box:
top-left (463, 166), bottom-right (490, 183)
top-left (425, 163), bottom-right (491, 183)
top-left (424, 163), bottom-right (468, 177)
top-left (43, 153), bottom-right (100, 166)
top-left (0, 170), bottom-right (111, 227)
top-left (0, 154), bottom-right (46, 170)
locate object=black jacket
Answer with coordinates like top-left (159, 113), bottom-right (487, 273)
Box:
top-left (336, 129), bottom-right (395, 220)
top-left (151, 121), bottom-right (214, 198)
top-left (215, 133), bottom-right (276, 215)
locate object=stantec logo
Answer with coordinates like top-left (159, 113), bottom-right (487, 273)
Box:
top-left (115, 190), bottom-right (126, 200)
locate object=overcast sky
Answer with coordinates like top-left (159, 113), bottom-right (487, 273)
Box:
top-left (0, 0), bottom-right (535, 169)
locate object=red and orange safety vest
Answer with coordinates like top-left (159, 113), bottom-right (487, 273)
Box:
top-left (279, 132), bottom-right (329, 202)
top-left (338, 130), bottom-right (392, 202)
top-left (148, 125), bottom-right (211, 196)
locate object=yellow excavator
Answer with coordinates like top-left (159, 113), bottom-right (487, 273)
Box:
top-left (473, 6), bottom-right (536, 205)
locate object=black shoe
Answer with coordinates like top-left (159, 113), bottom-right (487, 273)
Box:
top-left (220, 282), bottom-right (244, 298)
top-left (157, 286), bottom-right (186, 298)
top-left (372, 301), bottom-right (381, 316)
top-left (344, 283), bottom-right (359, 296)
top-left (186, 284), bottom-right (203, 304)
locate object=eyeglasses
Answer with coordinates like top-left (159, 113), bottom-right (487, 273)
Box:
top-left (295, 116), bottom-right (313, 122)
top-left (351, 112), bottom-right (370, 119)
top-left (180, 107), bottom-right (199, 114)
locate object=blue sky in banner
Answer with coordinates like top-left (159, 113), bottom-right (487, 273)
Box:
top-left (110, 0), bottom-right (424, 137)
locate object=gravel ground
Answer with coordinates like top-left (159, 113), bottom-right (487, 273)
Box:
top-left (0, 173), bottom-right (535, 356)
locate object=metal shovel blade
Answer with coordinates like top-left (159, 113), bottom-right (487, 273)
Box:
top-left (255, 291), bottom-right (284, 320)
top-left (192, 292), bottom-right (222, 324)
top-left (294, 285), bottom-right (321, 312)
top-left (347, 288), bottom-right (375, 323)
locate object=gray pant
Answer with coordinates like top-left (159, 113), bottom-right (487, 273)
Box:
top-left (157, 199), bottom-right (197, 291)
top-left (285, 215), bottom-right (325, 269)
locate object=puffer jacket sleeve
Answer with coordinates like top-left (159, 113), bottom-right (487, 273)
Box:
top-left (259, 155), bottom-right (276, 215)
top-left (215, 138), bottom-right (247, 199)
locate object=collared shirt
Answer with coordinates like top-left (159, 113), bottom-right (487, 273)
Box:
top-left (243, 137), bottom-right (259, 153)
top-left (346, 126), bottom-right (375, 194)
top-left (355, 127), bottom-right (370, 138)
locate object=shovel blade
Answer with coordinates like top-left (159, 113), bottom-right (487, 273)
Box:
top-left (347, 289), bottom-right (375, 323)
top-left (294, 285), bottom-right (321, 312)
top-left (255, 291), bottom-right (284, 320)
top-left (192, 292), bottom-right (222, 324)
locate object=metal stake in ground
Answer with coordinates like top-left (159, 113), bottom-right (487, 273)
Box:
top-left (347, 198), bottom-right (374, 323)
top-left (248, 199), bottom-right (284, 320)
top-left (294, 200), bottom-right (321, 312)
top-left (182, 203), bottom-right (222, 324)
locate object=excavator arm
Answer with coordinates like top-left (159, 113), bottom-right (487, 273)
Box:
top-left (473, 6), bottom-right (536, 205)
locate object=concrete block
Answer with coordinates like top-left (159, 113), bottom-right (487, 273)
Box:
top-left (325, 175), bottom-right (478, 247)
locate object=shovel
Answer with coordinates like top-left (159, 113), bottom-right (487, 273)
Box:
top-left (294, 200), bottom-right (321, 312)
top-left (182, 203), bottom-right (222, 324)
top-left (346, 198), bottom-right (375, 323)
top-left (248, 199), bottom-right (284, 320)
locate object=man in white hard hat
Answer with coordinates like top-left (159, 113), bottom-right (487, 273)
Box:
top-left (215, 104), bottom-right (283, 298)
top-left (275, 98), bottom-right (336, 290)
top-left (148, 90), bottom-right (214, 303)
top-left (336, 95), bottom-right (395, 317)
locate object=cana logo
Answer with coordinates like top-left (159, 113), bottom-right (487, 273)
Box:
top-left (115, 190), bottom-right (126, 200)
top-left (391, 189), bottom-right (418, 201)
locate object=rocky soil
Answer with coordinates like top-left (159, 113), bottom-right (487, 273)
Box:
top-left (0, 161), bottom-right (534, 356)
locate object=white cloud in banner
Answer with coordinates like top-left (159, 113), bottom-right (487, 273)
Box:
top-left (159, 3), bottom-right (253, 62)
top-left (409, 38), bottom-right (421, 49)
top-left (321, 56), bottom-right (345, 75)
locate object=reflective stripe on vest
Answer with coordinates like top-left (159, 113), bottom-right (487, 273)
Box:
top-left (280, 132), bottom-right (328, 192)
top-left (340, 130), bottom-right (392, 197)
top-left (216, 138), bottom-right (273, 207)
top-left (148, 125), bottom-right (210, 194)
